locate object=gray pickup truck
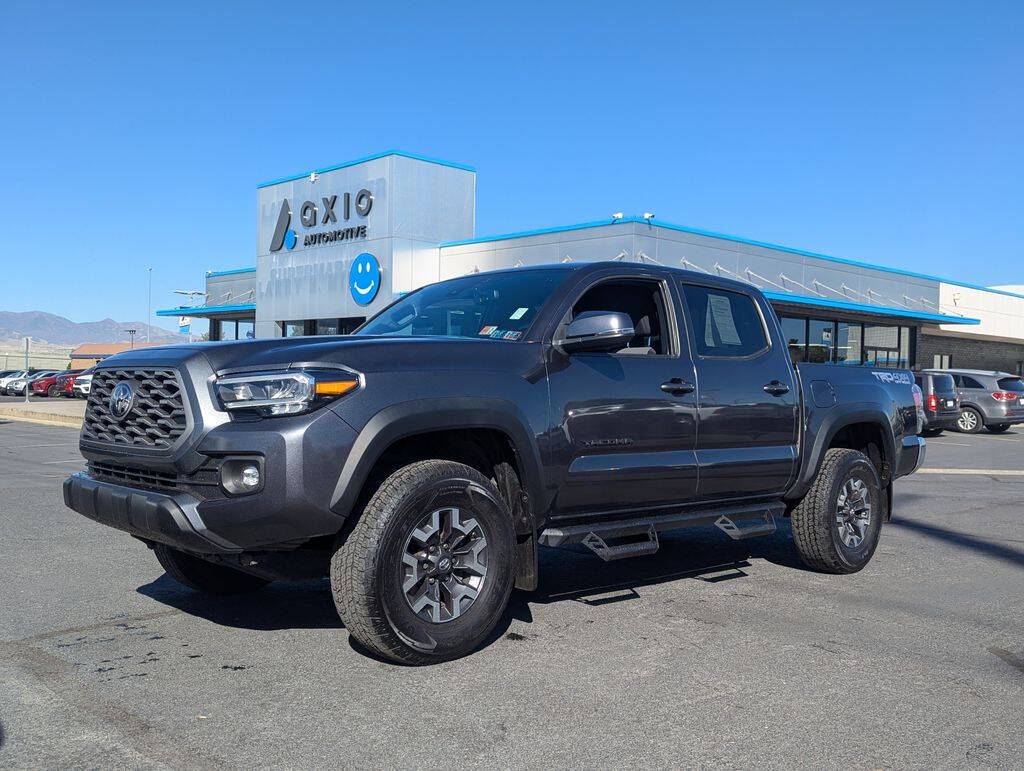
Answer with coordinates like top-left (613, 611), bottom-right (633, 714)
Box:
top-left (65, 263), bottom-right (925, 664)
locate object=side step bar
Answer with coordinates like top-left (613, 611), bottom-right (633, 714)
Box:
top-left (539, 501), bottom-right (784, 554)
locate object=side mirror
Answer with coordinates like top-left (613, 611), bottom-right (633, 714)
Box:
top-left (557, 311), bottom-right (634, 353)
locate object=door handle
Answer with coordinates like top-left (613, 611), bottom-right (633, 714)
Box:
top-left (763, 380), bottom-right (790, 396)
top-left (661, 378), bottom-right (695, 395)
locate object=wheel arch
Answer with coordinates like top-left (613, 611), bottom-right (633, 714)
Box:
top-left (789, 410), bottom-right (896, 502)
top-left (329, 397), bottom-right (547, 532)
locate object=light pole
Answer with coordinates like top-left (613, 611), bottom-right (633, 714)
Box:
top-left (147, 268), bottom-right (154, 346)
top-left (126, 328), bottom-right (137, 349)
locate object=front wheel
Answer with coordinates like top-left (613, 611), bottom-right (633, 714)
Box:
top-left (988, 423), bottom-right (1011, 433)
top-left (790, 448), bottom-right (883, 574)
top-left (331, 460), bottom-right (517, 665)
top-left (956, 406), bottom-right (983, 433)
top-left (46, 386), bottom-right (58, 397)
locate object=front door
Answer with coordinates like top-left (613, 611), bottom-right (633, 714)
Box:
top-left (546, 273), bottom-right (699, 515)
top-left (677, 281), bottom-right (800, 499)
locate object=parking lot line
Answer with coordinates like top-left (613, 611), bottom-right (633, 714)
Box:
top-left (975, 436), bottom-right (1023, 442)
top-left (39, 459), bottom-right (84, 465)
top-left (0, 443), bottom-right (75, 449)
top-left (918, 467), bottom-right (1024, 476)
top-left (927, 440), bottom-right (972, 446)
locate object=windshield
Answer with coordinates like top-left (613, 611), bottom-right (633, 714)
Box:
top-left (997, 377), bottom-right (1024, 392)
top-left (357, 269), bottom-right (570, 340)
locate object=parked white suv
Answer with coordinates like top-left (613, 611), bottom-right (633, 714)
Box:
top-left (73, 372), bottom-right (93, 398)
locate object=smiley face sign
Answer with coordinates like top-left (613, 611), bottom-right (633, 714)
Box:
top-left (349, 252), bottom-right (381, 306)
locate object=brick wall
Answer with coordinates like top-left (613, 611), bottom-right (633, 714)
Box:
top-left (917, 333), bottom-right (1024, 374)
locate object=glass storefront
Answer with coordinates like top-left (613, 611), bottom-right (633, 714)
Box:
top-left (211, 318), bottom-right (257, 341)
top-left (779, 315), bottom-right (913, 368)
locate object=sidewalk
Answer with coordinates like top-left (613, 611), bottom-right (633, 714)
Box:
top-left (0, 398), bottom-right (85, 427)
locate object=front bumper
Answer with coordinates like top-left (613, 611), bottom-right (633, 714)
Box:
top-left (66, 406), bottom-right (360, 553)
top-left (896, 435), bottom-right (926, 478)
top-left (64, 473), bottom-right (241, 553)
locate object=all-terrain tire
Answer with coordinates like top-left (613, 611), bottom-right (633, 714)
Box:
top-left (331, 460), bottom-right (517, 665)
top-left (153, 544), bottom-right (270, 594)
top-left (790, 448), bottom-right (883, 574)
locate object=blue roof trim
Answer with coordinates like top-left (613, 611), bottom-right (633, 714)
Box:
top-left (257, 150), bottom-right (476, 188)
top-left (441, 215), bottom-right (1024, 302)
top-left (763, 291), bottom-right (979, 325)
top-left (156, 303), bottom-right (256, 317)
top-left (206, 267), bottom-right (256, 277)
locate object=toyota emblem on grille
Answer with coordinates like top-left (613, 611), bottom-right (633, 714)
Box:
top-left (109, 382), bottom-right (135, 420)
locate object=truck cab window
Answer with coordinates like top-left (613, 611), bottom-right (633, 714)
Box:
top-left (571, 279), bottom-right (670, 355)
top-left (682, 284), bottom-right (768, 357)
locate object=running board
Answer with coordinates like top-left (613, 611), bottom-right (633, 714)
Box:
top-left (539, 501), bottom-right (785, 550)
top-left (714, 509), bottom-right (777, 540)
top-left (582, 526), bottom-right (659, 562)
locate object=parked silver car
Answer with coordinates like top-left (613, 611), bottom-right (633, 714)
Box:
top-left (933, 369), bottom-right (1024, 433)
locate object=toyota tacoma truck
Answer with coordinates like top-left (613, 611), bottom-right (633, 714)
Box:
top-left (65, 263), bottom-right (925, 664)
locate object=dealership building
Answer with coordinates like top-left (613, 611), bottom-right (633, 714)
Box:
top-left (158, 150), bottom-right (1024, 373)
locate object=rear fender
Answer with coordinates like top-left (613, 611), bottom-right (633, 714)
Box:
top-left (788, 408), bottom-right (896, 501)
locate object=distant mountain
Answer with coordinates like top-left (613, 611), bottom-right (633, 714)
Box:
top-left (0, 311), bottom-right (186, 346)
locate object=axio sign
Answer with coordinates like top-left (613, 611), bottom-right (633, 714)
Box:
top-left (269, 188), bottom-right (374, 252)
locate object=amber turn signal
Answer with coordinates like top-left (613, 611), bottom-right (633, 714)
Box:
top-left (315, 379), bottom-right (359, 396)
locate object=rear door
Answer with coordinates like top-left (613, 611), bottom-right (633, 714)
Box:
top-left (676, 280), bottom-right (800, 499)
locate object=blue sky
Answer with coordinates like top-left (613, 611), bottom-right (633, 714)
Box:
top-left (1, 1), bottom-right (1021, 331)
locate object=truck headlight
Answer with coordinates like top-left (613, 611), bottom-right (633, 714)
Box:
top-left (214, 370), bottom-right (360, 416)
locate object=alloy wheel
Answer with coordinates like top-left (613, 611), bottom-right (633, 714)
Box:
top-left (835, 477), bottom-right (872, 549)
top-left (401, 507), bottom-right (488, 623)
top-left (957, 410), bottom-right (978, 431)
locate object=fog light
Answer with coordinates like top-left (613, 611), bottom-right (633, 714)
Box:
top-left (219, 457), bottom-right (265, 495)
top-left (240, 465), bottom-right (260, 488)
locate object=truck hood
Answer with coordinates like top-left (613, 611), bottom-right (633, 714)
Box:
top-left (90, 335), bottom-right (537, 376)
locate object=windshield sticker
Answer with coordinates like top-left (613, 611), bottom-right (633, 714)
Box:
top-left (707, 294), bottom-right (741, 346)
top-left (503, 330), bottom-right (522, 340)
top-left (479, 325), bottom-right (497, 336)
top-left (509, 307), bottom-right (529, 320)
top-left (490, 328), bottom-right (507, 338)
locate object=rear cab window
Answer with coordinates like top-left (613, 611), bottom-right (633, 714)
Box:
top-left (681, 284), bottom-right (768, 357)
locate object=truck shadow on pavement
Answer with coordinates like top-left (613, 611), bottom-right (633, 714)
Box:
top-left (136, 521), bottom-right (810, 643)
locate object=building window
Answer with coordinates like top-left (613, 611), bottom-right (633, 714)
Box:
top-left (808, 319), bottom-right (836, 364)
top-left (864, 325), bottom-right (900, 367)
top-left (283, 321), bottom-right (306, 337)
top-left (237, 321), bottom-right (254, 340)
top-left (836, 322), bottom-right (861, 365)
top-left (933, 354), bottom-right (952, 369)
top-left (780, 317), bottom-right (808, 362)
top-left (316, 318), bottom-right (340, 336)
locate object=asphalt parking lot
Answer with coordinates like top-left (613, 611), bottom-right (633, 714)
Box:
top-left (1, 421), bottom-right (1022, 769)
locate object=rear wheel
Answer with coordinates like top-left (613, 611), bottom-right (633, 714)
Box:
top-left (331, 460), bottom-right (517, 665)
top-left (153, 544), bottom-right (270, 594)
top-left (790, 448), bottom-right (883, 574)
top-left (988, 423), bottom-right (1011, 433)
top-left (956, 406), bottom-right (983, 434)
top-left (46, 386), bottom-right (58, 397)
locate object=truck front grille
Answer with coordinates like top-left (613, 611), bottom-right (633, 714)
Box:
top-left (82, 368), bottom-right (188, 450)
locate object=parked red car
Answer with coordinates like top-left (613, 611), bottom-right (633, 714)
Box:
top-left (57, 368), bottom-right (93, 397)
top-left (33, 370), bottom-right (82, 398)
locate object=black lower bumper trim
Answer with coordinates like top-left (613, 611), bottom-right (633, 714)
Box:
top-left (63, 472), bottom-right (241, 554)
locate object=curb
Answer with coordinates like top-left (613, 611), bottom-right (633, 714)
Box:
top-left (0, 409), bottom-right (83, 429)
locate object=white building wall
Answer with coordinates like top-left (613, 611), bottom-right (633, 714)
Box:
top-left (936, 283), bottom-right (1024, 343)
